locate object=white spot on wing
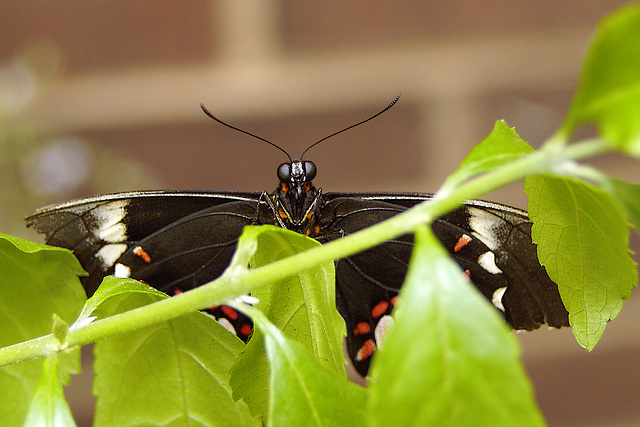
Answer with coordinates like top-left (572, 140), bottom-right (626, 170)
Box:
top-left (477, 251), bottom-right (503, 274)
top-left (96, 244), bottom-right (128, 268)
top-left (374, 315), bottom-right (395, 349)
top-left (217, 318), bottom-right (237, 335)
top-left (468, 207), bottom-right (500, 250)
top-left (492, 287), bottom-right (507, 312)
top-left (91, 200), bottom-right (128, 243)
top-left (114, 263), bottom-right (131, 278)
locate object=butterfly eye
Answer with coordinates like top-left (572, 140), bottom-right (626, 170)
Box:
top-left (303, 161), bottom-right (317, 181)
top-left (277, 163), bottom-right (291, 182)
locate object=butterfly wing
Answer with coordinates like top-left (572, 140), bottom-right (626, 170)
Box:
top-left (112, 200), bottom-right (259, 293)
top-left (321, 194), bottom-right (568, 375)
top-left (26, 191), bottom-right (260, 294)
top-left (27, 190), bottom-right (568, 377)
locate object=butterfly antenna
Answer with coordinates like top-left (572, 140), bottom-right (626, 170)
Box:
top-left (300, 93), bottom-right (401, 159)
top-left (200, 104), bottom-right (292, 162)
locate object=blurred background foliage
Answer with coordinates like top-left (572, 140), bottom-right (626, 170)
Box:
top-left (1, 42), bottom-right (162, 238)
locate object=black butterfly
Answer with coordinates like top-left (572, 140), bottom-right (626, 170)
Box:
top-left (26, 95), bottom-right (569, 376)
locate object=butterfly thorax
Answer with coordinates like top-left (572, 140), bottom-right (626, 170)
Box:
top-left (260, 160), bottom-right (325, 236)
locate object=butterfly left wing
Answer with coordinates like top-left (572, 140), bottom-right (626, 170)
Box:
top-left (26, 191), bottom-right (261, 294)
top-left (110, 199), bottom-right (260, 293)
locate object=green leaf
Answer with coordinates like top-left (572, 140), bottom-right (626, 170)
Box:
top-left (443, 120), bottom-right (534, 190)
top-left (600, 176), bottom-right (640, 231)
top-left (560, 4), bottom-right (640, 154)
top-left (241, 306), bottom-right (367, 427)
top-left (73, 275), bottom-right (165, 329)
top-left (0, 234), bottom-right (85, 425)
top-left (368, 226), bottom-right (545, 427)
top-left (252, 226), bottom-right (344, 373)
top-left (230, 225), bottom-right (344, 420)
top-left (93, 280), bottom-right (258, 426)
top-left (228, 329), bottom-right (272, 421)
top-left (525, 175), bottom-right (637, 349)
top-left (52, 314), bottom-right (69, 345)
top-left (24, 354), bottom-right (76, 427)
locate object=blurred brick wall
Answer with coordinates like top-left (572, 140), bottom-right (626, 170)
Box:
top-left (6, 0), bottom-right (633, 202)
top-left (2, 1), bottom-right (638, 426)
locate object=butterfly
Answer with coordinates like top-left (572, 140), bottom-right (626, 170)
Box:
top-left (26, 95), bottom-right (569, 376)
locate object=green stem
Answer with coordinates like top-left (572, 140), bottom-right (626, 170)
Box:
top-left (0, 137), bottom-right (608, 367)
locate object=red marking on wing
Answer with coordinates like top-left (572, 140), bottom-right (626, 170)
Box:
top-left (353, 322), bottom-right (371, 336)
top-left (133, 246), bottom-right (152, 263)
top-left (240, 323), bottom-right (253, 337)
top-left (454, 234), bottom-right (472, 252)
top-left (371, 301), bottom-right (389, 318)
top-left (355, 339), bottom-right (375, 362)
top-left (220, 305), bottom-right (239, 321)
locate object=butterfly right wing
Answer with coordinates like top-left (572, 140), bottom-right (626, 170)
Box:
top-left (320, 194), bottom-right (569, 376)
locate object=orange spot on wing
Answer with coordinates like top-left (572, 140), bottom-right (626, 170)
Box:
top-left (239, 323), bottom-right (253, 337)
top-left (356, 339), bottom-right (375, 362)
top-left (133, 246), bottom-right (152, 263)
top-left (220, 306), bottom-right (239, 321)
top-left (353, 322), bottom-right (371, 336)
top-left (454, 234), bottom-right (472, 252)
top-left (371, 301), bottom-right (389, 318)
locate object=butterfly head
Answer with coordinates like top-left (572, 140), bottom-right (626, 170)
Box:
top-left (277, 160), bottom-right (317, 199)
